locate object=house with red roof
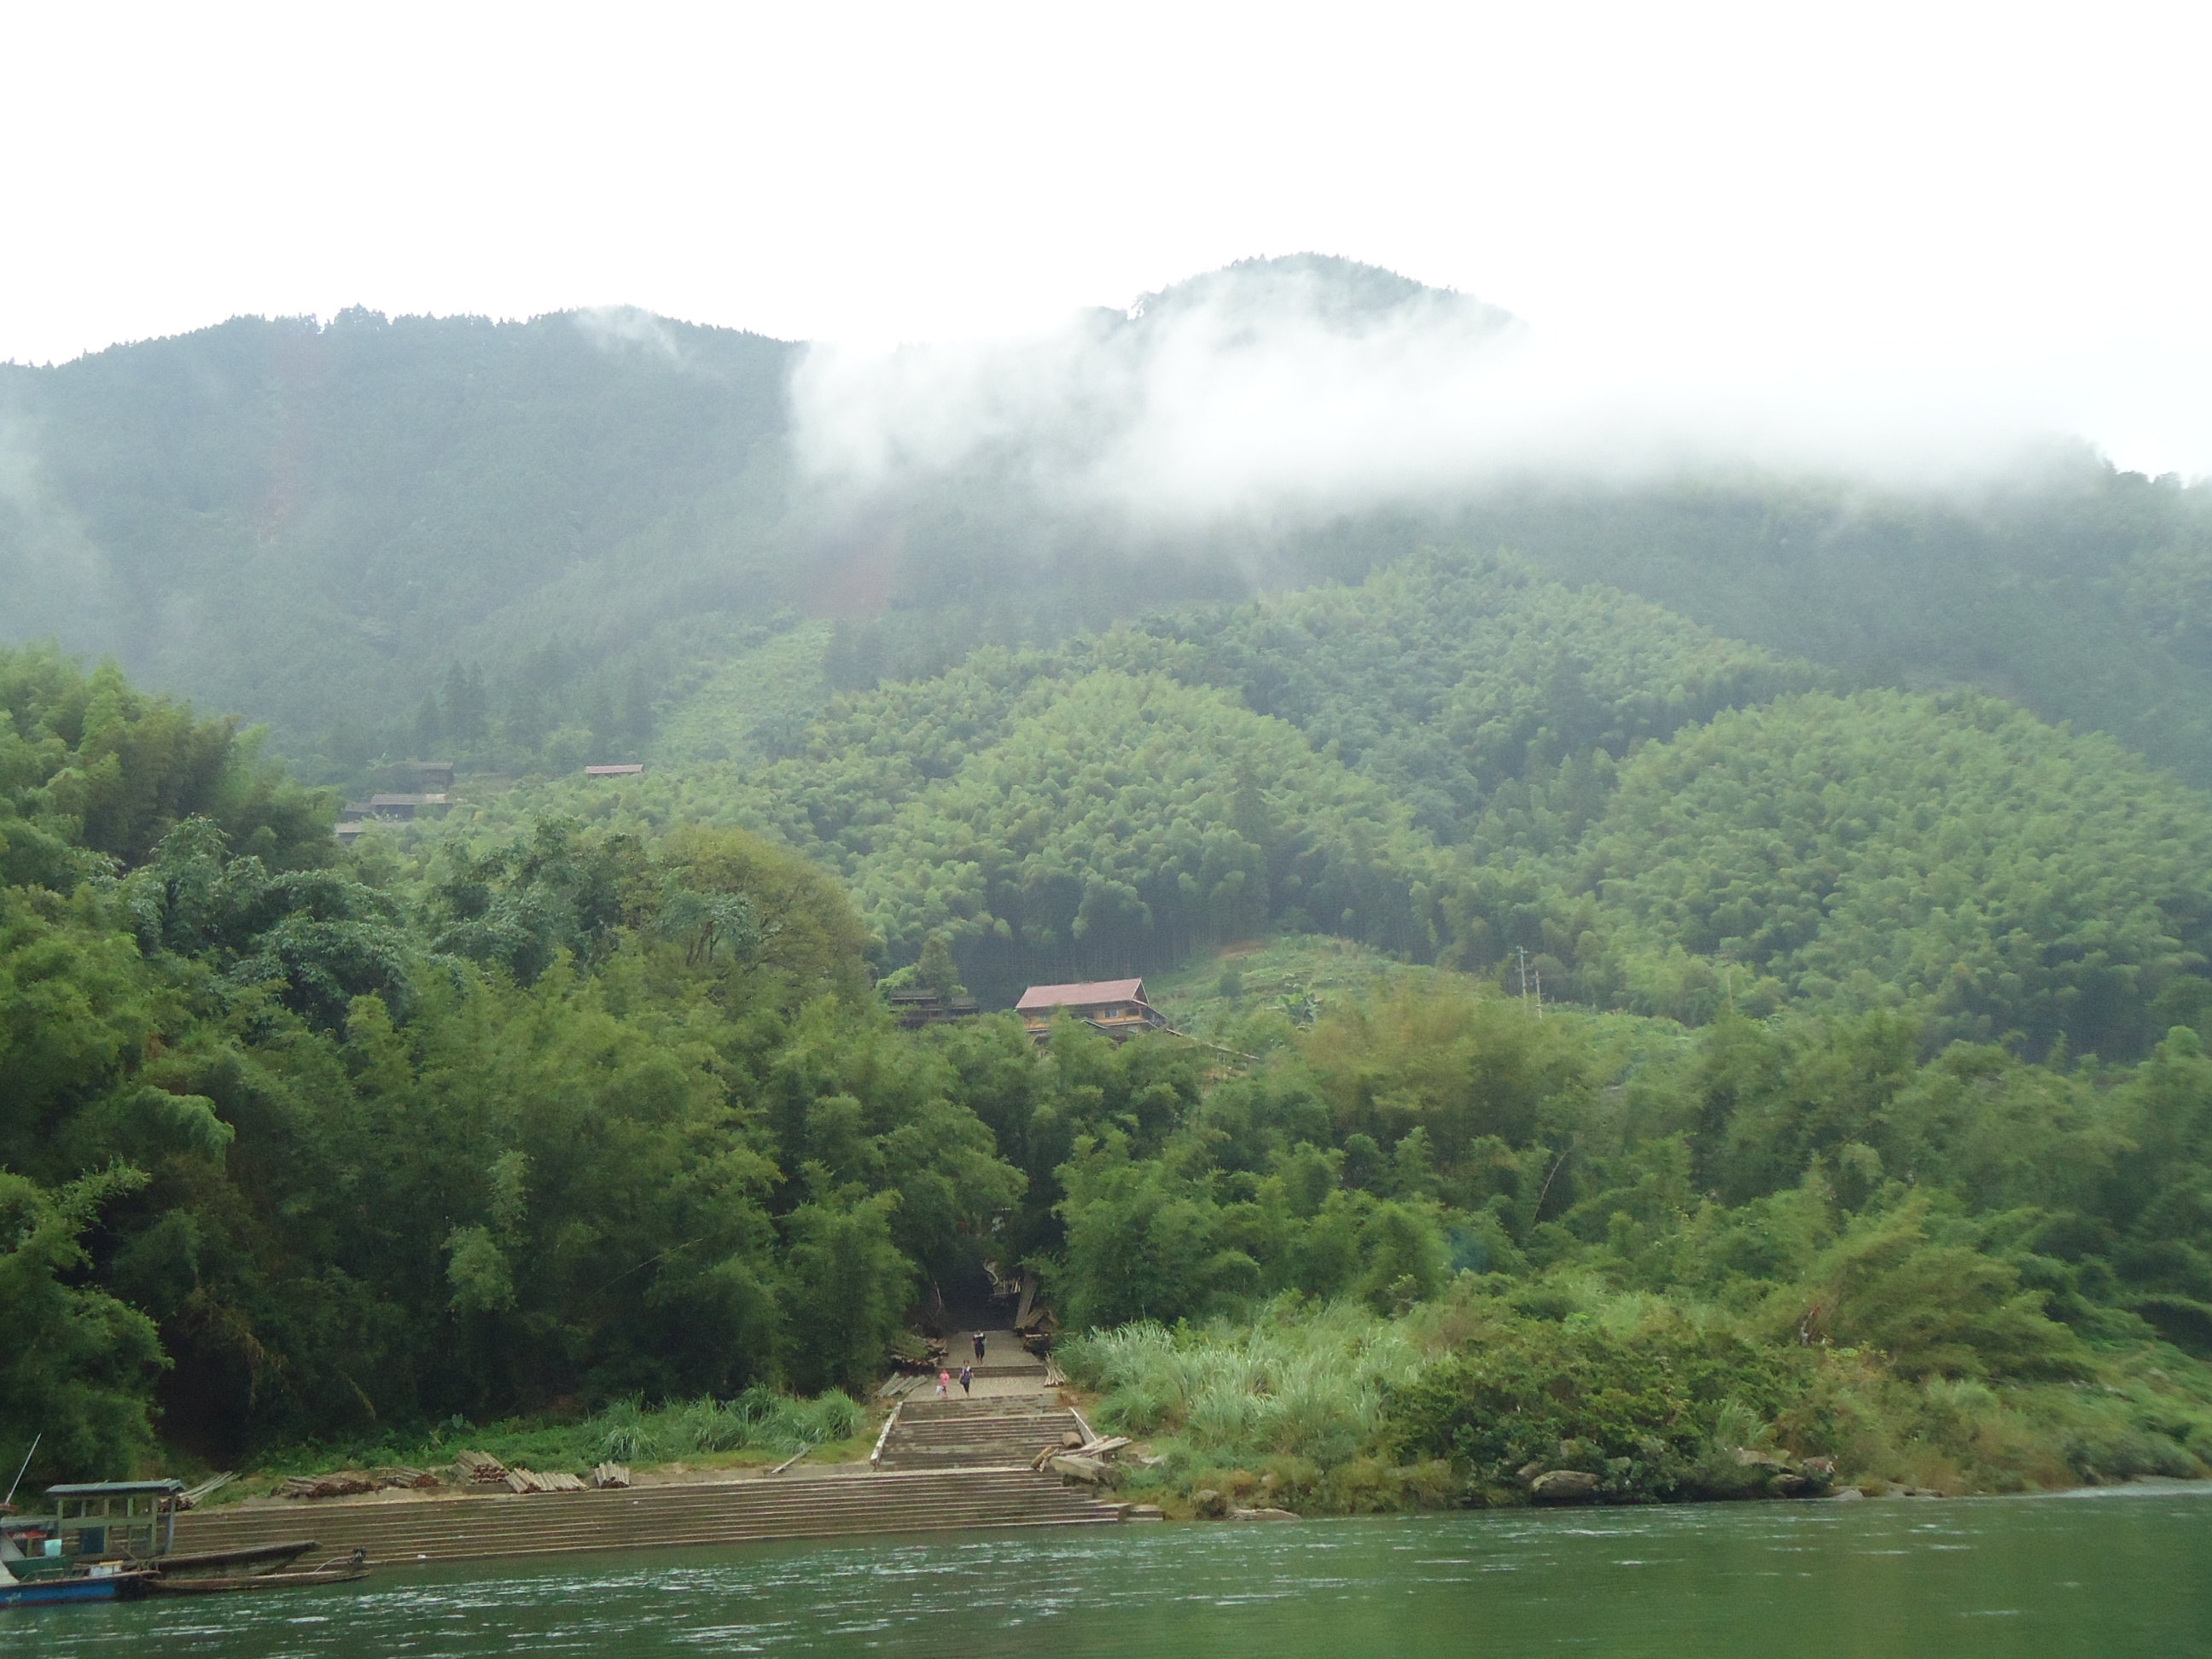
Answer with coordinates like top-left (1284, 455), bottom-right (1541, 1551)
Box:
top-left (1015, 978), bottom-right (1168, 1042)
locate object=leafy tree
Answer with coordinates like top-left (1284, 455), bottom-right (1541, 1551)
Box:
top-left (0, 1166), bottom-right (167, 1480)
top-left (778, 1179), bottom-right (914, 1394)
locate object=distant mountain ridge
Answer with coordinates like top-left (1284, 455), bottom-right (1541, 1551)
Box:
top-left (3, 257), bottom-right (2210, 794)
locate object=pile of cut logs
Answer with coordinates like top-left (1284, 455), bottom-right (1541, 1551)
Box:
top-left (277, 1451), bottom-right (617, 1499)
top-left (502, 1469), bottom-right (589, 1494)
top-left (1033, 1431), bottom-right (1132, 1486)
top-left (278, 1465), bottom-right (445, 1499)
top-left (278, 1471), bottom-right (378, 1499)
top-left (451, 1450), bottom-right (509, 1485)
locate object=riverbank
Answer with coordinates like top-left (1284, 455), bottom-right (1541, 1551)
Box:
top-left (196, 1388), bottom-right (881, 1512)
top-left (171, 1465), bottom-right (1126, 1567)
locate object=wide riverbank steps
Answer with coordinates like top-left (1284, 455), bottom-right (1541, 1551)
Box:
top-left (869, 1328), bottom-right (1090, 1467)
top-left (171, 1467), bottom-right (1126, 1569)
top-left (172, 1331), bottom-right (1126, 1568)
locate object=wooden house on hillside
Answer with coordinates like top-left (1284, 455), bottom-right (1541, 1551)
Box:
top-left (337, 793), bottom-right (451, 830)
top-left (1016, 979), bottom-right (1168, 1042)
top-left (885, 988), bottom-right (981, 1029)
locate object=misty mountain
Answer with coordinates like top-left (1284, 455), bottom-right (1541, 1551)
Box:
top-left (5, 255), bottom-right (2212, 786)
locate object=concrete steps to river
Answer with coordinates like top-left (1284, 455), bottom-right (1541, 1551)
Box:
top-left (874, 1401), bottom-right (1086, 1471)
top-left (172, 1467), bottom-right (1123, 1568)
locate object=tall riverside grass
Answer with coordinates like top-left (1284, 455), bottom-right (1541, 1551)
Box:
top-left (1059, 1280), bottom-right (2212, 1508)
top-left (240, 1388), bottom-right (868, 1493)
top-left (591, 1388), bottom-right (865, 1464)
top-left (1061, 1301), bottom-right (1424, 1467)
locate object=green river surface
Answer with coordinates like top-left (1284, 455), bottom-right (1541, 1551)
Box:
top-left (12, 1486), bottom-right (2209, 1658)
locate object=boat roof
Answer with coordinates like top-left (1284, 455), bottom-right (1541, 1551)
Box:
top-left (45, 1481), bottom-right (185, 1497)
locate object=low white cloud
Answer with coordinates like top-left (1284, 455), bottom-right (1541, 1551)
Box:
top-left (789, 255), bottom-right (2140, 529)
top-left (572, 305), bottom-right (690, 366)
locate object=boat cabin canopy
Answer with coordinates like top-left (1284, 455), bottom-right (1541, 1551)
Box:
top-left (45, 1481), bottom-right (183, 1561)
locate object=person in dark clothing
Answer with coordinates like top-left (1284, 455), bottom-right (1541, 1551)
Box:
top-left (972, 1331), bottom-right (987, 1359)
top-left (958, 1365), bottom-right (974, 1394)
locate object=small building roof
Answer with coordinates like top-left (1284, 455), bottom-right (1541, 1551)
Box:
top-left (366, 793), bottom-right (449, 807)
top-left (1016, 979), bottom-right (1149, 1012)
top-left (585, 763), bottom-right (647, 777)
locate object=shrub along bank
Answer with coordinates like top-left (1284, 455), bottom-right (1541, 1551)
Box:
top-left (1060, 1289), bottom-right (2212, 1515)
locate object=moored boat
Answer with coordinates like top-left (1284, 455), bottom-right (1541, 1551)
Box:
top-left (141, 1551), bottom-right (370, 1596)
top-left (2, 1478), bottom-right (369, 1609)
top-left (152, 1540), bottom-right (322, 1577)
top-left (0, 1568), bottom-right (154, 1608)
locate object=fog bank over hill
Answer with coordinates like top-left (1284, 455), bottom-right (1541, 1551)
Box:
top-left (792, 253), bottom-right (2091, 526)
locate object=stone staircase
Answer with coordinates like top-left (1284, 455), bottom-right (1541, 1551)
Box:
top-left (874, 1397), bottom-right (1088, 1471)
top-left (171, 1467), bottom-right (1122, 1568)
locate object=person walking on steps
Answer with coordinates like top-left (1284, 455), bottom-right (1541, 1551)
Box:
top-left (958, 1365), bottom-right (974, 1395)
top-left (972, 1331), bottom-right (987, 1359)
top-left (936, 1370), bottom-right (950, 1399)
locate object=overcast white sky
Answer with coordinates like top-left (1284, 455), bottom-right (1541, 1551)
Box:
top-left (4, 0), bottom-right (2209, 473)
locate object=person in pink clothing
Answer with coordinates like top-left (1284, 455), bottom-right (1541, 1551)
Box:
top-left (936, 1370), bottom-right (951, 1399)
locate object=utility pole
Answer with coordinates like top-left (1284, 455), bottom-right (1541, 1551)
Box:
top-left (1512, 955), bottom-right (1548, 1022)
top-left (5, 1434), bottom-right (38, 1508)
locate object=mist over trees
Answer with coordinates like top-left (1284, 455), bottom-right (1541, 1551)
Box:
top-left (6, 260), bottom-right (2212, 789)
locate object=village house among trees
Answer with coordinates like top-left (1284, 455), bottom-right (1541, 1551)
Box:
top-left (1016, 979), bottom-right (1169, 1042)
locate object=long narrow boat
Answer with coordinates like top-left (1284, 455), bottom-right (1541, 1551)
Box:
top-left (142, 1553), bottom-right (370, 1597)
top-left (152, 1540), bottom-right (321, 1578)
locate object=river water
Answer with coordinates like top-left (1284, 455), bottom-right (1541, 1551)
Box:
top-left (13, 1486), bottom-right (2209, 1658)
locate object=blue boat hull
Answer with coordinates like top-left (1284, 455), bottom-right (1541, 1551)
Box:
top-left (1, 1574), bottom-right (146, 1608)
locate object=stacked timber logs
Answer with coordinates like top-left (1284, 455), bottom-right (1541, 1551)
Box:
top-left (451, 1451), bottom-right (509, 1485)
top-left (278, 1471), bottom-right (379, 1499)
top-left (277, 1452), bottom-right (602, 1500)
top-left (503, 1469), bottom-right (589, 1494)
top-left (1033, 1433), bottom-right (1133, 1486)
top-left (175, 1472), bottom-right (236, 1510)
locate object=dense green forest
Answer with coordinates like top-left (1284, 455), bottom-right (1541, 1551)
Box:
top-left (457, 550), bottom-right (2212, 1062)
top-left (9, 257), bottom-right (2212, 1508)
top-left (9, 597), bottom-right (2212, 1501)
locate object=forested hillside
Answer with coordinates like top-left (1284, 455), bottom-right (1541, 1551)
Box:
top-left (9, 259), bottom-right (2212, 788)
top-left (9, 642), bottom-right (2212, 1504)
top-left (0, 309), bottom-right (799, 763)
top-left (0, 646), bottom-right (1027, 1471)
top-left (453, 550), bottom-right (2212, 1062)
top-left (1427, 466), bottom-right (2212, 783)
top-left (10, 256), bottom-right (2212, 1509)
